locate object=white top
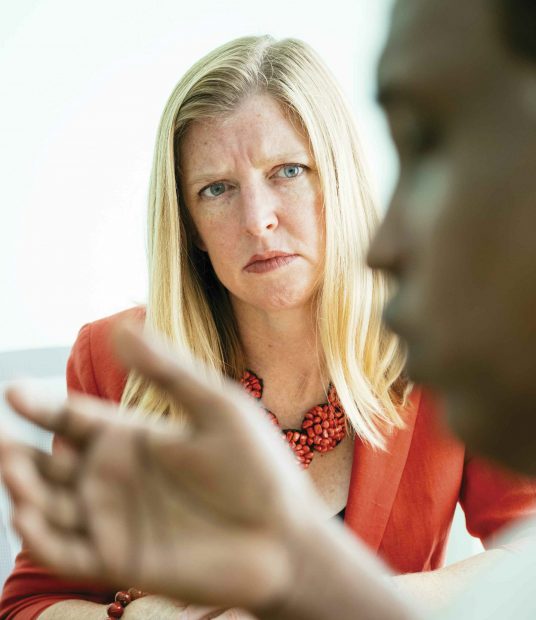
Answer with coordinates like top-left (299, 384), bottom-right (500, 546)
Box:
top-left (435, 517), bottom-right (536, 620)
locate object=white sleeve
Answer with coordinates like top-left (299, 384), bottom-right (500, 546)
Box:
top-left (434, 519), bottom-right (536, 620)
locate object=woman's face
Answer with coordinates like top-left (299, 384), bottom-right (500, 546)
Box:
top-left (179, 94), bottom-right (324, 314)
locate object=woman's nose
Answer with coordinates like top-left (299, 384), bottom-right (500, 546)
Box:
top-left (240, 182), bottom-right (278, 237)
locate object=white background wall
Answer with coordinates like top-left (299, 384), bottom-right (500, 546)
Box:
top-left (0, 0), bottom-right (398, 352)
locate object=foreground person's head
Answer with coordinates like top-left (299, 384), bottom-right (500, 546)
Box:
top-left (123, 36), bottom-right (408, 444)
top-left (369, 0), bottom-right (536, 472)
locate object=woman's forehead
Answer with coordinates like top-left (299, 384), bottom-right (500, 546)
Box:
top-left (179, 96), bottom-right (313, 179)
top-left (184, 95), bottom-right (302, 141)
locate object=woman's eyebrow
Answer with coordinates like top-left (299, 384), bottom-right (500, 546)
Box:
top-left (185, 152), bottom-right (313, 187)
top-left (186, 172), bottom-right (228, 187)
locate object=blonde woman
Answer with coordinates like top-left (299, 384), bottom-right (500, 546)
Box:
top-left (2, 35), bottom-right (535, 620)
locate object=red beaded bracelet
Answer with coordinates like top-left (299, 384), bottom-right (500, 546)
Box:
top-left (106, 587), bottom-right (146, 618)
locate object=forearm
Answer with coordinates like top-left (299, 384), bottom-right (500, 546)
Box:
top-left (392, 548), bottom-right (509, 612)
top-left (38, 600), bottom-right (107, 619)
top-left (38, 595), bottom-right (194, 620)
top-left (254, 520), bottom-right (419, 620)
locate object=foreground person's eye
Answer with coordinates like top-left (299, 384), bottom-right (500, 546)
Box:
top-left (408, 125), bottom-right (441, 156)
top-left (200, 182), bottom-right (228, 198)
top-left (275, 164), bottom-right (305, 179)
top-left (389, 109), bottom-right (442, 162)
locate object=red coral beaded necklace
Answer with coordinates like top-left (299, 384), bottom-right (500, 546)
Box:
top-left (240, 369), bottom-right (347, 468)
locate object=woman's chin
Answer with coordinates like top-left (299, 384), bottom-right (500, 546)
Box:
top-left (234, 288), bottom-right (316, 314)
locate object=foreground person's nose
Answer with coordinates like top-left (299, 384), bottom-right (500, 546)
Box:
top-left (367, 207), bottom-right (406, 277)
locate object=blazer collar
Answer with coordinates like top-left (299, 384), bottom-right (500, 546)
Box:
top-left (345, 388), bottom-right (421, 551)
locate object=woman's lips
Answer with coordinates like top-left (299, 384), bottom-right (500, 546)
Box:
top-left (244, 255), bottom-right (298, 273)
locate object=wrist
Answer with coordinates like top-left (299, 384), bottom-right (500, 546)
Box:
top-left (250, 515), bottom-right (329, 620)
top-left (252, 518), bottom-right (417, 620)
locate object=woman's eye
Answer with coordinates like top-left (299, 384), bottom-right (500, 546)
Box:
top-left (200, 182), bottom-right (227, 198)
top-left (275, 164), bottom-right (304, 179)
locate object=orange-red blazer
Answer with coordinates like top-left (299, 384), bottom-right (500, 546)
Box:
top-left (2, 308), bottom-right (536, 619)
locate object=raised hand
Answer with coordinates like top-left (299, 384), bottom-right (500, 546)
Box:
top-left (0, 324), bottom-right (324, 611)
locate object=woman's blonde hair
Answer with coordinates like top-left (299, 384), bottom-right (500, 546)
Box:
top-left (121, 35), bottom-right (409, 447)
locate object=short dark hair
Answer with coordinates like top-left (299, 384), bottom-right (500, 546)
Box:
top-left (496, 0), bottom-right (536, 59)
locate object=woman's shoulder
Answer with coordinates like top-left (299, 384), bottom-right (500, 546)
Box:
top-left (79, 306), bottom-right (146, 342)
top-left (67, 306), bottom-right (146, 402)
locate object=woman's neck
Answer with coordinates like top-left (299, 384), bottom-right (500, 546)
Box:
top-left (232, 300), bottom-right (328, 426)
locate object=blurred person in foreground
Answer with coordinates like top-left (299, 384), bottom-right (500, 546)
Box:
top-left (1, 0), bottom-right (536, 619)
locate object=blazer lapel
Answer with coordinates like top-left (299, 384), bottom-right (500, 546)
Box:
top-left (345, 389), bottom-right (421, 551)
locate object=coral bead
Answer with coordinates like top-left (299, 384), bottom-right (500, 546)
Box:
top-left (127, 587), bottom-right (144, 600)
top-left (115, 591), bottom-right (131, 607)
top-left (107, 602), bottom-right (124, 618)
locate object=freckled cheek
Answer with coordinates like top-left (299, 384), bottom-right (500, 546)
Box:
top-left (283, 184), bottom-right (323, 230)
top-left (197, 221), bottom-right (244, 276)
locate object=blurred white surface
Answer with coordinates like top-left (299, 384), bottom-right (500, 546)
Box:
top-left (445, 505), bottom-right (484, 565)
top-left (0, 347), bottom-right (68, 588)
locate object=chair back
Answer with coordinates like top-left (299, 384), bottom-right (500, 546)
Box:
top-left (0, 347), bottom-right (70, 588)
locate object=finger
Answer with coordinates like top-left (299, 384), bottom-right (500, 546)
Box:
top-left (0, 440), bottom-right (44, 507)
top-left (0, 440), bottom-right (83, 530)
top-left (4, 383), bottom-right (67, 435)
top-left (112, 322), bottom-right (249, 431)
top-left (13, 504), bottom-right (103, 581)
top-left (5, 384), bottom-right (115, 449)
top-left (40, 442), bottom-right (81, 486)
